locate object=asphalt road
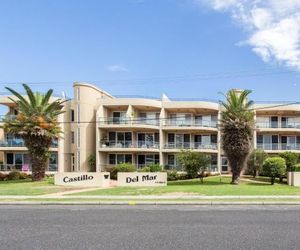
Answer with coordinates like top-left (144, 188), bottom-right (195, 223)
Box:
top-left (1, 205), bottom-right (300, 250)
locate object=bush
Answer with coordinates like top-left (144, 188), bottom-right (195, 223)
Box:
top-left (138, 167), bottom-right (150, 172)
top-left (87, 154), bottom-right (96, 172)
top-left (167, 170), bottom-right (179, 181)
top-left (247, 149), bottom-right (268, 178)
top-left (105, 163), bottom-right (136, 180)
top-left (293, 163), bottom-right (300, 172)
top-left (0, 173), bottom-right (8, 181)
top-left (279, 151), bottom-right (299, 172)
top-left (19, 172), bottom-right (30, 180)
top-left (166, 170), bottom-right (188, 181)
top-left (7, 171), bottom-right (21, 180)
top-left (262, 157), bottom-right (286, 184)
top-left (149, 163), bottom-right (162, 172)
top-left (177, 150), bottom-right (210, 179)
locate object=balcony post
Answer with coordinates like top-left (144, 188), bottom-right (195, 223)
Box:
top-left (253, 111), bottom-right (257, 149)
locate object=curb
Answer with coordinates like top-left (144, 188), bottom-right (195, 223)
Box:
top-left (1, 201), bottom-right (300, 205)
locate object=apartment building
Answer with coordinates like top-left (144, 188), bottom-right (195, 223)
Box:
top-left (0, 82), bottom-right (299, 173)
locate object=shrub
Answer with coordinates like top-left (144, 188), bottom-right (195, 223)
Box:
top-left (0, 173), bottom-right (8, 181)
top-left (7, 171), bottom-right (21, 180)
top-left (87, 154), bottom-right (96, 172)
top-left (105, 163), bottom-right (136, 180)
top-left (177, 150), bottom-right (210, 181)
top-left (293, 163), bottom-right (300, 172)
top-left (279, 151), bottom-right (299, 172)
top-left (149, 163), bottom-right (162, 172)
top-left (247, 149), bottom-right (268, 178)
top-left (116, 163), bottom-right (136, 172)
top-left (19, 172), bottom-right (30, 180)
top-left (262, 157), bottom-right (286, 185)
top-left (138, 167), bottom-right (150, 172)
top-left (166, 170), bottom-right (188, 181)
top-left (167, 170), bottom-right (179, 181)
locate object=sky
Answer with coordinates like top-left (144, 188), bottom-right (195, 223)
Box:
top-left (0, 0), bottom-right (300, 103)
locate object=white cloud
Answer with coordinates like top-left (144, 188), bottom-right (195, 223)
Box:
top-left (196, 0), bottom-right (300, 70)
top-left (106, 64), bottom-right (128, 72)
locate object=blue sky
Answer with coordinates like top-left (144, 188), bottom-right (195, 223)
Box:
top-left (0, 0), bottom-right (299, 102)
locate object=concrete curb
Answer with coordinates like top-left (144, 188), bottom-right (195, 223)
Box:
top-left (1, 201), bottom-right (300, 205)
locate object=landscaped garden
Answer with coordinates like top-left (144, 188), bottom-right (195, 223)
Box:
top-left (70, 176), bottom-right (300, 196)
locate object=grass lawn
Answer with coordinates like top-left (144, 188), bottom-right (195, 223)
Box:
top-left (0, 177), bottom-right (80, 196)
top-left (71, 176), bottom-right (300, 196)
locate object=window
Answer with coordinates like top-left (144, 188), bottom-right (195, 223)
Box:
top-left (112, 112), bottom-right (127, 124)
top-left (271, 116), bottom-right (278, 128)
top-left (211, 134), bottom-right (217, 144)
top-left (108, 154), bottom-right (132, 165)
top-left (210, 155), bottom-right (218, 172)
top-left (15, 154), bottom-right (23, 168)
top-left (108, 132), bottom-right (132, 147)
top-left (71, 131), bottom-right (75, 144)
top-left (6, 153), bottom-right (13, 165)
top-left (137, 154), bottom-right (159, 168)
top-left (167, 154), bottom-right (182, 171)
top-left (71, 110), bottom-right (75, 122)
top-left (49, 153), bottom-right (58, 171)
top-left (221, 157), bottom-right (228, 172)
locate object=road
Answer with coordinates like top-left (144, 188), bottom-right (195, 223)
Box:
top-left (1, 205), bottom-right (300, 250)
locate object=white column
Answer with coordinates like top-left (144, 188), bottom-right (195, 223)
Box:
top-left (217, 110), bottom-right (222, 173)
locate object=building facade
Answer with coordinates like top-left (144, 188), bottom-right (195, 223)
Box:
top-left (1, 82), bottom-right (300, 173)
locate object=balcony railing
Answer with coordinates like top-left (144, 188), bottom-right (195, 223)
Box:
top-left (0, 164), bottom-right (58, 172)
top-left (164, 119), bottom-right (217, 128)
top-left (0, 139), bottom-right (58, 148)
top-left (100, 140), bottom-right (159, 149)
top-left (256, 121), bottom-right (300, 129)
top-left (0, 114), bottom-right (17, 121)
top-left (164, 164), bottom-right (218, 172)
top-left (164, 142), bottom-right (217, 150)
top-left (0, 140), bottom-right (25, 147)
top-left (99, 117), bottom-right (160, 126)
top-left (257, 143), bottom-right (300, 151)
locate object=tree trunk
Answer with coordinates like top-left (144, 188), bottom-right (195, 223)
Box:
top-left (31, 155), bottom-right (47, 181)
top-left (271, 177), bottom-right (275, 185)
top-left (231, 168), bottom-right (241, 185)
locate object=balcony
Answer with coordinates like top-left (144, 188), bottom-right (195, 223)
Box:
top-left (164, 164), bottom-right (218, 172)
top-left (257, 143), bottom-right (300, 151)
top-left (0, 140), bottom-right (25, 147)
top-left (164, 119), bottom-right (217, 128)
top-left (256, 121), bottom-right (300, 129)
top-left (0, 139), bottom-right (58, 148)
top-left (0, 114), bottom-right (17, 122)
top-left (99, 117), bottom-right (160, 126)
top-left (100, 140), bottom-right (159, 149)
top-left (164, 142), bottom-right (217, 150)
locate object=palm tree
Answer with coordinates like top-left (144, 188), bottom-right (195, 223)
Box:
top-left (3, 84), bottom-right (66, 181)
top-left (220, 89), bottom-right (255, 184)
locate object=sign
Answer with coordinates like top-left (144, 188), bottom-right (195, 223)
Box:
top-left (117, 172), bottom-right (167, 187)
top-left (54, 172), bottom-right (110, 187)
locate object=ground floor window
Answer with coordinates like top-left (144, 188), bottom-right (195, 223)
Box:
top-left (222, 156), bottom-right (229, 172)
top-left (166, 154), bottom-right (183, 171)
top-left (137, 154), bottom-right (159, 168)
top-left (210, 154), bottom-right (218, 172)
top-left (5, 153), bottom-right (30, 171)
top-left (49, 153), bottom-right (58, 171)
top-left (109, 154), bottom-right (132, 165)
